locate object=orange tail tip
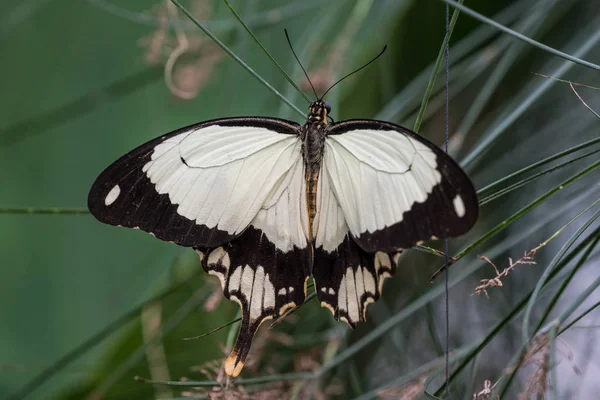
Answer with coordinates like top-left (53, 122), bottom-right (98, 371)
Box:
top-left (224, 351), bottom-right (245, 377)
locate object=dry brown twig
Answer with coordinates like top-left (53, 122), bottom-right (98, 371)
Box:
top-left (462, 336), bottom-right (553, 400)
top-left (464, 333), bottom-right (581, 400)
top-left (473, 248), bottom-right (538, 298)
top-left (472, 379), bottom-right (499, 400)
top-left (569, 82), bottom-right (600, 117)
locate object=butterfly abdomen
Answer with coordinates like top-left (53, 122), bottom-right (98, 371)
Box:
top-left (306, 168), bottom-right (319, 239)
top-left (301, 122), bottom-right (326, 239)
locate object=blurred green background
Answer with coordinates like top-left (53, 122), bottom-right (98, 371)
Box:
top-left (1, 0), bottom-right (599, 399)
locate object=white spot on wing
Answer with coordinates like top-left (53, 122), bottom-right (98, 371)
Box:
top-left (104, 185), bottom-right (121, 206)
top-left (328, 288), bottom-right (335, 295)
top-left (453, 194), bottom-right (466, 218)
top-left (278, 288), bottom-right (287, 296)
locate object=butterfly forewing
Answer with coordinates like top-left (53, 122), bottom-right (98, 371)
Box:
top-left (322, 120), bottom-right (477, 252)
top-left (88, 117), bottom-right (303, 247)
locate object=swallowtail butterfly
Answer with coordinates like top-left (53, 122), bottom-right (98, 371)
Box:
top-left (88, 55), bottom-right (477, 378)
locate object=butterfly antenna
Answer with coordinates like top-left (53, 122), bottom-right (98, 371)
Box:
top-left (285, 29), bottom-right (319, 100)
top-left (321, 45), bottom-right (387, 99)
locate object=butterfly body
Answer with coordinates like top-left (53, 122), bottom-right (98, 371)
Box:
top-left (302, 101), bottom-right (329, 235)
top-left (88, 101), bottom-right (477, 377)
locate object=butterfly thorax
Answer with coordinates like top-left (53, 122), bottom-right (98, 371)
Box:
top-left (302, 100), bottom-right (329, 240)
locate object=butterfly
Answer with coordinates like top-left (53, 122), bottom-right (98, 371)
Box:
top-left (88, 43), bottom-right (478, 378)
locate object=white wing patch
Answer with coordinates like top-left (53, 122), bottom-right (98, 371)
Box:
top-left (142, 125), bottom-right (305, 246)
top-left (323, 129), bottom-right (442, 236)
top-left (227, 265), bottom-right (276, 322)
top-left (337, 266), bottom-right (376, 324)
top-left (313, 164), bottom-right (349, 252)
top-left (251, 156), bottom-right (309, 251)
top-left (314, 237), bottom-right (402, 327)
top-left (374, 251), bottom-right (394, 293)
top-left (206, 247), bottom-right (231, 289)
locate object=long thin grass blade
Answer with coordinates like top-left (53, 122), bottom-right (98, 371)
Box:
top-left (522, 207), bottom-right (600, 342)
top-left (477, 137), bottom-right (600, 196)
top-left (441, 0), bottom-right (600, 72)
top-left (536, 233), bottom-right (600, 332)
top-left (413, 0), bottom-right (464, 133)
top-left (136, 371), bottom-right (315, 387)
top-left (461, 18), bottom-right (600, 169)
top-left (479, 149), bottom-right (600, 205)
top-left (222, 0), bottom-right (311, 103)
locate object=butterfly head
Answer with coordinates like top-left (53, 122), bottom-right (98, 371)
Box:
top-left (308, 100), bottom-right (331, 124)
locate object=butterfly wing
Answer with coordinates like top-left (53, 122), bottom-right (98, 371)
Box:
top-left (88, 117), bottom-right (304, 247)
top-left (312, 119), bottom-right (477, 326)
top-left (322, 119), bottom-right (478, 251)
top-left (194, 149), bottom-right (312, 377)
top-left (88, 117), bottom-right (312, 377)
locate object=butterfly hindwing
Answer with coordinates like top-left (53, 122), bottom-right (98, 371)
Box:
top-left (323, 119), bottom-right (478, 252)
top-left (197, 226), bottom-right (311, 377)
top-left (313, 236), bottom-right (401, 327)
top-left (88, 117), bottom-right (302, 248)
